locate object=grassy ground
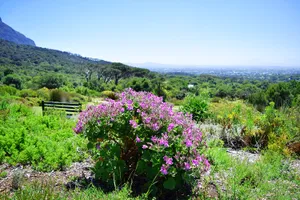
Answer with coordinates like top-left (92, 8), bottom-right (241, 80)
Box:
top-left (0, 182), bottom-right (142, 200)
top-left (203, 144), bottom-right (300, 199)
top-left (172, 105), bottom-right (180, 112)
top-left (31, 106), bottom-right (42, 115)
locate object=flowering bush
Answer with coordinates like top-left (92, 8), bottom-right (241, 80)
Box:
top-left (74, 88), bottom-right (209, 197)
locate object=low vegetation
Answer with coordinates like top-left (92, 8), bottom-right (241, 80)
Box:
top-left (0, 100), bottom-right (87, 171)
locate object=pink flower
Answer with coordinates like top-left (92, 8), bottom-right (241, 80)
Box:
top-left (142, 145), bottom-right (148, 149)
top-left (163, 156), bottom-right (173, 165)
top-left (136, 136), bottom-right (141, 143)
top-left (196, 154), bottom-right (202, 162)
top-left (151, 136), bottom-right (158, 143)
top-left (160, 165), bottom-right (168, 175)
top-left (145, 117), bottom-right (151, 124)
top-left (192, 159), bottom-right (199, 166)
top-left (127, 104), bottom-right (133, 110)
top-left (167, 123), bottom-right (175, 132)
top-left (204, 159), bottom-right (210, 170)
top-left (159, 138), bottom-right (169, 147)
top-left (151, 123), bottom-right (160, 131)
top-left (140, 102), bottom-right (147, 109)
top-left (129, 120), bottom-right (138, 128)
top-left (184, 162), bottom-right (191, 170)
top-left (185, 139), bottom-right (193, 147)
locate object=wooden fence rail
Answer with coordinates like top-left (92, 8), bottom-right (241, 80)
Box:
top-left (41, 101), bottom-right (82, 115)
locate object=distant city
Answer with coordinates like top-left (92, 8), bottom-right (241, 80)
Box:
top-left (133, 63), bottom-right (300, 80)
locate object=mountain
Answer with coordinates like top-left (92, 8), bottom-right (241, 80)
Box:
top-left (0, 39), bottom-right (151, 87)
top-left (0, 17), bottom-right (36, 46)
top-left (0, 38), bottom-right (110, 73)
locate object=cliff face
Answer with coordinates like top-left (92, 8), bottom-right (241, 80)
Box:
top-left (0, 17), bottom-right (36, 46)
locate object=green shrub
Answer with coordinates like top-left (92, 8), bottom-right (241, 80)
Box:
top-left (75, 86), bottom-right (89, 96)
top-left (75, 86), bottom-right (100, 97)
top-left (100, 90), bottom-right (117, 100)
top-left (0, 103), bottom-right (87, 171)
top-left (3, 74), bottom-right (22, 89)
top-left (0, 85), bottom-right (18, 96)
top-left (175, 91), bottom-right (186, 100)
top-left (36, 87), bottom-right (50, 101)
top-left (14, 97), bottom-right (41, 107)
top-left (0, 99), bottom-right (9, 110)
top-left (168, 98), bottom-right (184, 106)
top-left (292, 94), bottom-right (300, 107)
top-left (258, 102), bottom-right (293, 154)
top-left (69, 92), bottom-right (86, 103)
top-left (209, 100), bottom-right (297, 154)
top-left (18, 89), bottom-right (38, 98)
top-left (180, 93), bottom-right (210, 122)
top-left (38, 74), bottom-right (64, 89)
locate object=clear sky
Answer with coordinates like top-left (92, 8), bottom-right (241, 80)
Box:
top-left (1, 0), bottom-right (300, 67)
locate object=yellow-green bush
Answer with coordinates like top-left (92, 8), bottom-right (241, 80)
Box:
top-left (18, 89), bottom-right (38, 98)
top-left (36, 87), bottom-right (50, 101)
top-left (100, 90), bottom-right (117, 100)
top-left (0, 85), bottom-right (18, 96)
top-left (209, 100), bottom-right (297, 155)
top-left (69, 92), bottom-right (87, 103)
top-left (168, 98), bottom-right (184, 106)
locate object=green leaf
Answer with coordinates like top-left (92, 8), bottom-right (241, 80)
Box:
top-left (87, 142), bottom-right (94, 149)
top-left (146, 165), bottom-right (159, 179)
top-left (136, 160), bottom-right (146, 174)
top-left (163, 177), bottom-right (176, 190)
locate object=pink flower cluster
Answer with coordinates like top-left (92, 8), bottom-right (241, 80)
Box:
top-left (74, 88), bottom-right (209, 175)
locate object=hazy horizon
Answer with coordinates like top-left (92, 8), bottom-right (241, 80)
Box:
top-left (127, 62), bottom-right (300, 69)
top-left (1, 0), bottom-right (300, 67)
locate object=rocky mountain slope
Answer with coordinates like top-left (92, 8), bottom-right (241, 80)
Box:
top-left (0, 17), bottom-right (36, 46)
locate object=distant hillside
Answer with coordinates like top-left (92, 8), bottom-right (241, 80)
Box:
top-left (0, 39), bottom-right (151, 89)
top-left (0, 17), bottom-right (36, 46)
top-left (0, 38), bottom-right (109, 73)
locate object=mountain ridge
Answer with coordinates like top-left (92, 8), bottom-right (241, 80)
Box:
top-left (0, 38), bottom-right (110, 70)
top-left (0, 17), bottom-right (36, 46)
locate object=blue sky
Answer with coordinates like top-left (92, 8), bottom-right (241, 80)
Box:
top-left (1, 0), bottom-right (300, 66)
